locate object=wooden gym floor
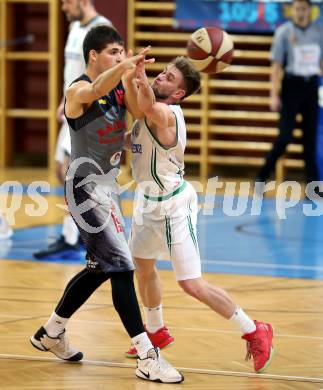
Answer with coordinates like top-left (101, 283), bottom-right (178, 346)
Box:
top-left (0, 169), bottom-right (323, 389)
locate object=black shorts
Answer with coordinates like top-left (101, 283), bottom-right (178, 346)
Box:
top-left (65, 178), bottom-right (134, 274)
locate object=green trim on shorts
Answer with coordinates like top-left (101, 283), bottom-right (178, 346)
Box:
top-left (144, 181), bottom-right (187, 202)
top-left (165, 216), bottom-right (172, 253)
top-left (187, 214), bottom-right (198, 252)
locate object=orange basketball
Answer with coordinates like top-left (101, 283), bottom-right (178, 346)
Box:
top-left (186, 26), bottom-right (234, 74)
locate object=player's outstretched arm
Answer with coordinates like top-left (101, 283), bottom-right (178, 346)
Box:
top-left (123, 47), bottom-right (154, 119)
top-left (136, 62), bottom-right (176, 147)
top-left (136, 62), bottom-right (170, 129)
top-left (65, 55), bottom-right (145, 118)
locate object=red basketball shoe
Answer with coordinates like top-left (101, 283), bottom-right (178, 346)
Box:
top-left (126, 326), bottom-right (174, 358)
top-left (242, 320), bottom-right (274, 373)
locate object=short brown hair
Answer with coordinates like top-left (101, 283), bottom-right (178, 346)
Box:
top-left (171, 56), bottom-right (201, 100)
top-left (292, 0), bottom-right (311, 5)
top-left (83, 25), bottom-right (123, 65)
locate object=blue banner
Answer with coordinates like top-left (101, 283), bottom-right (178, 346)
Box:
top-left (316, 77), bottom-right (323, 181)
top-left (175, 0), bottom-right (323, 33)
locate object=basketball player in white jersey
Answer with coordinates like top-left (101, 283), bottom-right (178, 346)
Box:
top-left (34, 0), bottom-right (112, 258)
top-left (126, 57), bottom-right (274, 374)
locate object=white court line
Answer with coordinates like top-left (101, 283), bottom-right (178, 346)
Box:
top-left (157, 251), bottom-right (323, 271)
top-left (0, 314), bottom-right (30, 319)
top-left (1, 317), bottom-right (322, 341)
top-left (69, 319), bottom-right (323, 341)
top-left (0, 353), bottom-right (322, 383)
top-left (202, 259), bottom-right (323, 271)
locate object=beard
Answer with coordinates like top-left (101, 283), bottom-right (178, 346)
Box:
top-left (66, 6), bottom-right (84, 22)
top-left (152, 85), bottom-right (168, 100)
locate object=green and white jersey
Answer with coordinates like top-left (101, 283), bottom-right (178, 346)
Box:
top-left (131, 105), bottom-right (186, 196)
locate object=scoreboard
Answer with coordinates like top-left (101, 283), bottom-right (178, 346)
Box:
top-left (175, 0), bottom-right (323, 33)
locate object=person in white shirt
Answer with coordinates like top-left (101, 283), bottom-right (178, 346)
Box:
top-left (257, 0), bottom-right (323, 187)
top-left (0, 211), bottom-right (12, 240)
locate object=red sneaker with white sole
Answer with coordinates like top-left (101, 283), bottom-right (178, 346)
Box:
top-left (126, 326), bottom-right (174, 358)
top-left (242, 320), bottom-right (274, 373)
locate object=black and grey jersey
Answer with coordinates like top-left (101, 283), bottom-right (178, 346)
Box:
top-left (65, 74), bottom-right (126, 179)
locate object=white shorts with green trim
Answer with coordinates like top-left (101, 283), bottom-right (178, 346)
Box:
top-left (129, 181), bottom-right (201, 281)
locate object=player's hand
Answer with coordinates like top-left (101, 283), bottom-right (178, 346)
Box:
top-left (122, 47), bottom-right (154, 85)
top-left (269, 94), bottom-right (281, 112)
top-left (127, 46), bottom-right (154, 65)
top-left (137, 46), bottom-right (155, 64)
top-left (122, 46), bottom-right (150, 71)
top-left (122, 49), bottom-right (137, 83)
top-left (136, 61), bottom-right (149, 86)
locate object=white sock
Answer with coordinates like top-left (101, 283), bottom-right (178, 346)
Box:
top-left (62, 215), bottom-right (79, 245)
top-left (229, 307), bottom-right (256, 334)
top-left (44, 312), bottom-right (69, 338)
top-left (144, 305), bottom-right (164, 333)
top-left (132, 332), bottom-right (154, 359)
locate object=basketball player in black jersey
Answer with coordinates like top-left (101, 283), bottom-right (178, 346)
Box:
top-left (30, 25), bottom-right (183, 384)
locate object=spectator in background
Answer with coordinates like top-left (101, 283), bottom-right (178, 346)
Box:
top-left (257, 0), bottom-right (323, 188)
top-left (34, 0), bottom-right (112, 259)
top-left (0, 211), bottom-right (12, 240)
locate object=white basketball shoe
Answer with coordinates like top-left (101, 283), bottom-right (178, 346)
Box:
top-left (30, 326), bottom-right (83, 361)
top-left (136, 348), bottom-right (184, 383)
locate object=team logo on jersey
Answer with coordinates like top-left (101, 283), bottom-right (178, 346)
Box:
top-left (132, 121), bottom-right (140, 138)
top-left (110, 151), bottom-right (122, 166)
top-left (111, 208), bottom-right (124, 233)
top-left (97, 120), bottom-right (126, 144)
top-left (132, 143), bottom-right (142, 154)
top-left (115, 88), bottom-right (125, 107)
